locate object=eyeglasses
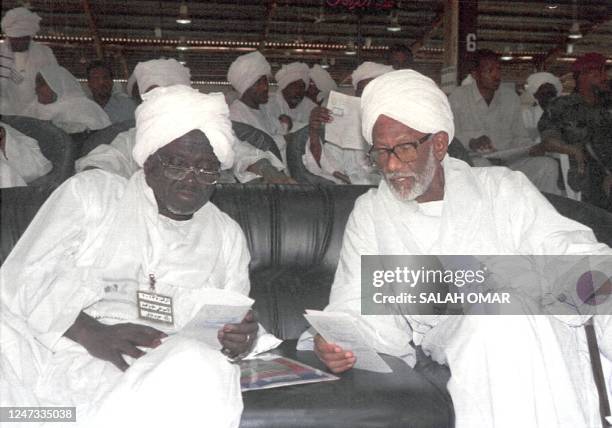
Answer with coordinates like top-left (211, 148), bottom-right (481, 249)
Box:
top-left (156, 154), bottom-right (220, 185)
top-left (367, 133), bottom-right (432, 166)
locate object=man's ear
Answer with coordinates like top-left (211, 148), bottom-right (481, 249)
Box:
top-left (432, 132), bottom-right (449, 161)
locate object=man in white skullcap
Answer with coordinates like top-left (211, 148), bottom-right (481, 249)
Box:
top-left (227, 51), bottom-right (295, 184)
top-left (0, 7), bottom-right (58, 114)
top-left (300, 69), bottom-right (612, 427)
top-left (521, 72), bottom-right (563, 142)
top-left (75, 58), bottom-right (192, 178)
top-left (21, 64), bottom-right (111, 133)
top-left (0, 121), bottom-right (52, 188)
top-left (448, 50), bottom-right (560, 195)
top-left (0, 85), bottom-right (277, 427)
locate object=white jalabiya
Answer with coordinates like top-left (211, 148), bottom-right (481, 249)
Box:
top-left (229, 99), bottom-right (287, 182)
top-left (0, 41), bottom-right (58, 114)
top-left (266, 91), bottom-right (318, 132)
top-left (0, 122), bottom-right (52, 188)
top-left (0, 169), bottom-right (251, 427)
top-left (448, 79), bottom-right (560, 195)
top-left (75, 128), bottom-right (138, 178)
top-left (522, 103), bottom-right (545, 143)
top-left (301, 156), bottom-right (612, 427)
top-left (22, 64), bottom-right (111, 133)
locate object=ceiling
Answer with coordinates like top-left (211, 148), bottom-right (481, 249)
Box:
top-left (1, 0), bottom-right (611, 86)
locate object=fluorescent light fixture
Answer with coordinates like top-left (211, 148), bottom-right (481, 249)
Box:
top-left (386, 14), bottom-right (401, 32)
top-left (176, 36), bottom-right (188, 51)
top-left (321, 57), bottom-right (330, 69)
top-left (345, 41), bottom-right (356, 55)
top-left (176, 3), bottom-right (191, 24)
top-left (500, 47), bottom-right (513, 61)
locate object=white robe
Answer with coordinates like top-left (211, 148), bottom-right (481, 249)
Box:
top-left (0, 41), bottom-right (58, 114)
top-left (302, 156), bottom-right (612, 427)
top-left (522, 103), bottom-right (544, 143)
top-left (0, 169), bottom-right (252, 427)
top-left (75, 128), bottom-right (139, 178)
top-left (0, 122), bottom-right (52, 188)
top-left (266, 91), bottom-right (317, 132)
top-left (22, 96), bottom-right (111, 134)
top-left (229, 99), bottom-right (287, 182)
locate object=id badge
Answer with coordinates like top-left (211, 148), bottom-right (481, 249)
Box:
top-left (137, 290), bottom-right (174, 325)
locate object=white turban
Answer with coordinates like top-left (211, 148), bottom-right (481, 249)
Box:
top-left (227, 51), bottom-right (271, 96)
top-left (1, 7), bottom-right (41, 37)
top-left (361, 70), bottom-right (455, 145)
top-left (133, 59), bottom-right (191, 95)
top-left (133, 85), bottom-right (235, 169)
top-left (275, 62), bottom-right (310, 91)
top-left (525, 72), bottom-right (562, 97)
top-left (351, 62), bottom-right (393, 90)
top-left (309, 65), bottom-right (337, 103)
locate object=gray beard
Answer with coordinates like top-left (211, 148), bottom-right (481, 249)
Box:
top-left (384, 146), bottom-right (437, 202)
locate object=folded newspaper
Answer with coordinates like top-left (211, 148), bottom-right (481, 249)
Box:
top-left (304, 309), bottom-right (392, 373)
top-left (239, 354), bottom-right (338, 391)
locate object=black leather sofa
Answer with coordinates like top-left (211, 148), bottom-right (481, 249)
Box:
top-left (2, 184), bottom-right (612, 428)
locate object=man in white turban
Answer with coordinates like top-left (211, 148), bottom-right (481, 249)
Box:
top-left (21, 64), bottom-right (111, 133)
top-left (0, 7), bottom-right (58, 114)
top-left (0, 85), bottom-right (271, 427)
top-left (351, 61), bottom-right (393, 97)
top-left (75, 58), bottom-right (192, 178)
top-left (448, 50), bottom-right (560, 194)
top-left (522, 72), bottom-right (563, 142)
top-left (306, 64), bottom-right (338, 106)
top-left (227, 51), bottom-right (295, 184)
top-left (299, 69), bottom-right (612, 427)
top-left (0, 121), bottom-right (52, 188)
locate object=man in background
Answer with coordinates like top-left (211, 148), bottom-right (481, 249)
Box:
top-left (87, 60), bottom-right (136, 124)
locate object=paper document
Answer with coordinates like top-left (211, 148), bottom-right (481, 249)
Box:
top-left (180, 289), bottom-right (253, 348)
top-left (304, 309), bottom-right (392, 373)
top-left (324, 91), bottom-right (366, 151)
top-left (480, 144), bottom-right (536, 160)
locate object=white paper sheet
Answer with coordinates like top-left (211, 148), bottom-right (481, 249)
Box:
top-left (179, 289), bottom-right (253, 348)
top-left (324, 91), bottom-right (366, 151)
top-left (304, 309), bottom-right (393, 373)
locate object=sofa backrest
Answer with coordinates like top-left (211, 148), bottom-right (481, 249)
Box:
top-left (1, 184), bottom-right (611, 340)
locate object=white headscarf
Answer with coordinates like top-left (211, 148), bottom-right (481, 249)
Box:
top-left (227, 51), bottom-right (271, 96)
top-left (1, 7), bottom-right (41, 37)
top-left (133, 85), bottom-right (235, 169)
top-left (133, 59), bottom-right (191, 95)
top-left (38, 64), bottom-right (85, 99)
top-left (351, 62), bottom-right (393, 90)
top-left (309, 65), bottom-right (337, 103)
top-left (525, 72), bottom-right (562, 97)
top-left (361, 70), bottom-right (455, 145)
top-left (275, 62), bottom-right (310, 91)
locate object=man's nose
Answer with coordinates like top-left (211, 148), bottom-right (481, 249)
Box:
top-left (384, 152), bottom-right (405, 173)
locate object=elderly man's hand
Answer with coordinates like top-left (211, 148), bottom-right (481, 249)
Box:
top-left (314, 334), bottom-right (355, 374)
top-left (469, 135), bottom-right (494, 153)
top-left (309, 107), bottom-right (333, 132)
top-left (64, 311), bottom-right (167, 372)
top-left (218, 310), bottom-right (258, 359)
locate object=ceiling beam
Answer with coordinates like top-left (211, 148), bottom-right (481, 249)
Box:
top-left (80, 0), bottom-right (105, 59)
top-left (410, 7), bottom-right (445, 53)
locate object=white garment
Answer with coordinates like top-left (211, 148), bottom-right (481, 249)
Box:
top-left (1, 7), bottom-right (41, 37)
top-left (0, 122), bottom-right (52, 188)
top-left (0, 169), bottom-right (251, 426)
top-left (75, 128), bottom-right (138, 178)
top-left (229, 99), bottom-right (287, 182)
top-left (525, 72), bottom-right (562, 97)
top-left (275, 62), bottom-right (309, 91)
top-left (102, 92), bottom-right (136, 124)
top-left (22, 65), bottom-right (111, 133)
top-left (522, 103), bottom-right (544, 143)
top-left (0, 41), bottom-right (58, 114)
top-left (133, 58), bottom-right (191, 95)
top-left (301, 156), bottom-right (612, 427)
top-left (267, 91), bottom-right (318, 132)
top-left (309, 64), bottom-right (337, 104)
top-left (448, 82), bottom-right (559, 194)
top-left (351, 62), bottom-right (393, 90)
top-left (227, 51), bottom-right (271, 96)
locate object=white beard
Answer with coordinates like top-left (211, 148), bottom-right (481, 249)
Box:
top-left (384, 145), bottom-right (437, 202)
